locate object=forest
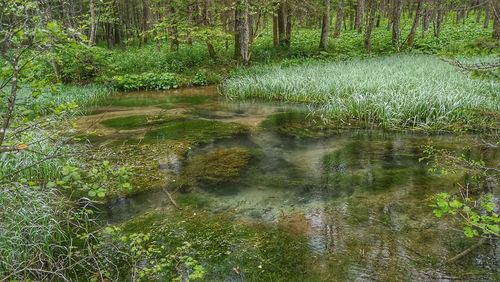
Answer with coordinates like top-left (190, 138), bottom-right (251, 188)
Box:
top-left (1, 0), bottom-right (499, 281)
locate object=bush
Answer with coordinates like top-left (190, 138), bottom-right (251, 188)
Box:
top-left (111, 72), bottom-right (180, 91)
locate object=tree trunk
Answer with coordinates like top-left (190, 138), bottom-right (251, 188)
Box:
top-left (476, 2), bottom-right (482, 23)
top-left (364, 0), bottom-right (376, 53)
top-left (142, 0), bottom-right (149, 44)
top-left (0, 60), bottom-right (19, 147)
top-left (89, 0), bottom-right (97, 46)
top-left (169, 5), bottom-right (179, 51)
top-left (407, 0), bottom-right (422, 47)
top-left (285, 5), bottom-right (292, 46)
top-left (422, 4), bottom-right (431, 35)
top-left (235, 0), bottom-right (250, 65)
top-left (273, 12), bottom-right (279, 47)
top-left (484, 2), bottom-right (491, 28)
top-left (434, 0), bottom-right (443, 38)
top-left (277, 3), bottom-right (287, 46)
top-left (392, 0), bottom-right (403, 50)
top-left (356, 0), bottom-right (365, 33)
top-left (319, 0), bottom-right (331, 49)
top-left (493, 0), bottom-right (500, 39)
top-left (334, 0), bottom-right (344, 38)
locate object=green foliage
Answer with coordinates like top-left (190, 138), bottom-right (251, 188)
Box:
top-left (47, 161), bottom-right (132, 199)
top-left (111, 72), bottom-right (179, 91)
top-left (432, 193), bottom-right (499, 238)
top-left (190, 70), bottom-right (209, 86)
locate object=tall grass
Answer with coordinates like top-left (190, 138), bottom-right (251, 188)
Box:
top-left (221, 55), bottom-right (499, 128)
top-left (0, 185), bottom-right (70, 280)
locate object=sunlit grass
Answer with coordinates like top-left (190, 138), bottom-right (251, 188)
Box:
top-left (222, 55), bottom-right (499, 128)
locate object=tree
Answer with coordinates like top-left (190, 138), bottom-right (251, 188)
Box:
top-left (235, 0), bottom-right (250, 64)
top-left (333, 0), bottom-right (344, 38)
top-left (319, 0), bottom-right (331, 50)
top-left (364, 0), bottom-right (377, 53)
top-left (493, 0), bottom-right (500, 39)
top-left (392, 0), bottom-right (403, 50)
top-left (407, 0), bottom-right (423, 48)
top-left (356, 0), bottom-right (365, 33)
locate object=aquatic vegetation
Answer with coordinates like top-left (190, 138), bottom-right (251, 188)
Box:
top-left (180, 147), bottom-right (252, 188)
top-left (261, 111), bottom-right (341, 138)
top-left (105, 94), bottom-right (214, 108)
top-left (222, 55), bottom-right (500, 129)
top-left (100, 114), bottom-right (183, 129)
top-left (102, 209), bottom-right (312, 281)
top-left (145, 119), bottom-right (247, 143)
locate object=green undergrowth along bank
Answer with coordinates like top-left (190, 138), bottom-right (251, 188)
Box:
top-left (222, 55), bottom-right (499, 130)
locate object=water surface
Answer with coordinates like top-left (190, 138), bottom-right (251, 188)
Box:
top-left (80, 86), bottom-right (499, 281)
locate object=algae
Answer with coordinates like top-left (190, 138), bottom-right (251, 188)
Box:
top-left (261, 111), bottom-right (340, 138)
top-left (101, 114), bottom-right (183, 129)
top-left (179, 147), bottom-right (252, 189)
top-left (145, 119), bottom-right (247, 144)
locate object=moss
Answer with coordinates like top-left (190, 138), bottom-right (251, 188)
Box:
top-left (145, 119), bottom-right (247, 144)
top-left (100, 114), bottom-right (183, 129)
top-left (261, 111), bottom-right (341, 138)
top-left (114, 209), bottom-right (313, 281)
top-left (180, 147), bottom-right (252, 189)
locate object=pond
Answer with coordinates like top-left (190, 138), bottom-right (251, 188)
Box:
top-left (78, 86), bottom-right (499, 281)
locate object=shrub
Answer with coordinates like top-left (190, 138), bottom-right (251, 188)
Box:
top-left (111, 72), bottom-right (180, 91)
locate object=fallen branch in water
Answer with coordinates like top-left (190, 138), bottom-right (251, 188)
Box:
top-left (445, 237), bottom-right (487, 264)
top-left (163, 188), bottom-right (181, 210)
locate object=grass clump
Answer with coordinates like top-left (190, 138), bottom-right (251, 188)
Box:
top-left (222, 55), bottom-right (499, 129)
top-left (180, 147), bottom-right (252, 188)
top-left (145, 119), bottom-right (247, 143)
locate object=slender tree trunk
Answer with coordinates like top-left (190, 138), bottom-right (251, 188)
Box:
top-left (89, 0), bottom-right (97, 45)
top-left (334, 0), bottom-right (344, 37)
top-left (392, 0), bottom-right (403, 50)
top-left (106, 23), bottom-right (113, 49)
top-left (273, 12), bottom-right (279, 47)
top-left (364, 0), bottom-right (376, 53)
top-left (484, 2), bottom-right (491, 28)
top-left (407, 0), bottom-right (422, 47)
top-left (319, 0), bottom-right (331, 49)
top-left (285, 5), bottom-right (292, 46)
top-left (142, 0), bottom-right (149, 44)
top-left (356, 0), bottom-right (365, 33)
top-left (169, 5), bottom-right (179, 51)
top-left (349, 0), bottom-right (355, 30)
top-left (476, 2), bottom-right (482, 23)
top-left (434, 0), bottom-right (443, 38)
top-left (422, 3), bottom-right (431, 35)
top-left (493, 0), bottom-right (500, 39)
top-left (277, 3), bottom-right (287, 46)
top-left (0, 60), bottom-right (19, 147)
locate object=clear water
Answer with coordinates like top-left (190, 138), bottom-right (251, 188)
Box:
top-left (80, 86), bottom-right (499, 281)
